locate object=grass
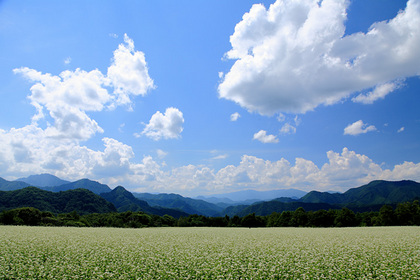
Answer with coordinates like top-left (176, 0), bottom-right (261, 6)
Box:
top-left (1, 226), bottom-right (419, 279)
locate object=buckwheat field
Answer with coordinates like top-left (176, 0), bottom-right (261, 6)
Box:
top-left (1, 226), bottom-right (419, 279)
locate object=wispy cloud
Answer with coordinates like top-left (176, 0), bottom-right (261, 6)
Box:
top-left (230, 112), bottom-right (240, 121)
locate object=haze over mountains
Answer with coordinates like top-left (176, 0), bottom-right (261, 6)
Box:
top-left (1, 174), bottom-right (419, 218)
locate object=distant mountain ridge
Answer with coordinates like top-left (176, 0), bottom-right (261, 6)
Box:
top-left (224, 180), bottom-right (420, 217)
top-left (1, 174), bottom-right (420, 219)
top-left (197, 188), bottom-right (307, 204)
top-left (300, 180), bottom-right (420, 205)
top-left (16, 174), bottom-right (70, 187)
top-left (133, 192), bottom-right (224, 217)
top-left (101, 186), bottom-right (188, 218)
top-left (1, 175), bottom-right (111, 194)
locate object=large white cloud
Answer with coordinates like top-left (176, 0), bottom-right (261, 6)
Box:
top-left (14, 34), bottom-right (155, 141)
top-left (107, 34), bottom-right (156, 108)
top-left (219, 0), bottom-right (420, 115)
top-left (141, 107), bottom-right (184, 141)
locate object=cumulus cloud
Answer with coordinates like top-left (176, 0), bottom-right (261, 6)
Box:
top-left (398, 127), bottom-right (405, 133)
top-left (344, 120), bottom-right (377, 136)
top-left (218, 0), bottom-right (420, 115)
top-left (253, 130), bottom-right (279, 143)
top-left (107, 34), bottom-right (155, 108)
top-left (141, 107), bottom-right (184, 141)
top-left (13, 34), bottom-right (154, 140)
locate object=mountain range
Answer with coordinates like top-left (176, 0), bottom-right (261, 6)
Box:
top-left (1, 174), bottom-right (420, 217)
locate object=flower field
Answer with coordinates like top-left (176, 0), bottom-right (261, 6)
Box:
top-left (1, 226), bottom-right (419, 279)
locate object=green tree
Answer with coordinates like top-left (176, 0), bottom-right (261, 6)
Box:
top-left (334, 208), bottom-right (357, 227)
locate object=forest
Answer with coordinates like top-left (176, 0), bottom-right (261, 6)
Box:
top-left (1, 200), bottom-right (419, 228)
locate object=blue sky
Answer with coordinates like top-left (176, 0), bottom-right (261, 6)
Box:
top-left (0, 0), bottom-right (419, 196)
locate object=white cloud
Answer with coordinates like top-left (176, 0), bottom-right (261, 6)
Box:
top-left (253, 130), bottom-right (279, 143)
top-left (156, 149), bottom-right (168, 158)
top-left (141, 107), bottom-right (184, 141)
top-left (352, 82), bottom-right (401, 104)
top-left (64, 57), bottom-right (71, 65)
top-left (13, 34), bottom-right (155, 141)
top-left (344, 120), bottom-right (377, 136)
top-left (230, 112), bottom-right (241, 121)
top-left (1, 127), bottom-right (419, 195)
top-left (280, 123), bottom-right (296, 135)
top-left (211, 154), bottom-right (228, 160)
top-left (219, 0), bottom-right (420, 115)
top-left (107, 34), bottom-right (156, 108)
top-left (397, 127), bottom-right (405, 133)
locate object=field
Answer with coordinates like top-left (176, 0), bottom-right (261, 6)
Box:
top-left (1, 226), bottom-right (419, 279)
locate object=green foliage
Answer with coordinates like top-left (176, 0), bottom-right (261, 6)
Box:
top-left (0, 187), bottom-right (116, 214)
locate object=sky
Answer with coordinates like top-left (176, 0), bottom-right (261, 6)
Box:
top-left (0, 0), bottom-right (419, 196)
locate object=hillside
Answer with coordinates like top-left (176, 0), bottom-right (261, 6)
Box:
top-left (46, 179), bottom-right (112, 194)
top-left (223, 201), bottom-right (340, 217)
top-left (300, 180), bottom-right (420, 206)
top-left (0, 177), bottom-right (30, 191)
top-left (0, 187), bottom-right (116, 214)
top-left (197, 188), bottom-right (307, 204)
top-left (101, 187), bottom-right (188, 218)
top-left (133, 192), bottom-right (223, 217)
top-left (16, 174), bottom-right (70, 187)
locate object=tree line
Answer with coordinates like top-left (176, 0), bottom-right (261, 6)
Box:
top-left (1, 200), bottom-right (419, 228)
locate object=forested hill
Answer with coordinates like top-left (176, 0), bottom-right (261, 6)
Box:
top-left (300, 180), bottom-right (420, 205)
top-left (100, 186), bottom-right (189, 218)
top-left (223, 180), bottom-right (420, 217)
top-left (0, 177), bottom-right (30, 191)
top-left (0, 187), bottom-right (116, 214)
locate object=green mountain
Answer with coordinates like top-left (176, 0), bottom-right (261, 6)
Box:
top-left (101, 186), bottom-right (188, 218)
top-left (0, 187), bottom-right (116, 214)
top-left (300, 180), bottom-right (420, 206)
top-left (45, 179), bottom-right (112, 194)
top-left (223, 201), bottom-right (340, 217)
top-left (0, 177), bottom-right (30, 191)
top-left (16, 173), bottom-right (70, 188)
top-left (133, 192), bottom-right (224, 217)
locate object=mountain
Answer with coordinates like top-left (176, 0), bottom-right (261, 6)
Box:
top-left (197, 188), bottom-right (307, 203)
top-left (16, 173), bottom-right (70, 187)
top-left (101, 186), bottom-right (188, 218)
top-left (0, 187), bottom-right (116, 214)
top-left (45, 179), bottom-right (112, 194)
top-left (1, 176), bottom-right (110, 194)
top-left (133, 192), bottom-right (224, 217)
top-left (300, 180), bottom-right (420, 206)
top-left (0, 177), bottom-right (30, 191)
top-left (223, 201), bottom-right (340, 217)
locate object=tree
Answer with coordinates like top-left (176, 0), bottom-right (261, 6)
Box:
top-left (290, 207), bottom-right (308, 227)
top-left (334, 208), bottom-right (357, 227)
top-left (241, 213), bottom-right (265, 228)
top-left (378, 205), bottom-right (395, 226)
